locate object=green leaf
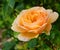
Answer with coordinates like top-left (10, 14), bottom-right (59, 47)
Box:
top-left (2, 29), bottom-right (13, 38)
top-left (27, 38), bottom-right (38, 48)
top-left (15, 3), bottom-right (24, 12)
top-left (3, 40), bottom-right (16, 50)
top-left (2, 2), bottom-right (13, 18)
top-left (0, 20), bottom-right (4, 28)
top-left (55, 3), bottom-right (60, 13)
top-left (7, 0), bottom-right (15, 9)
top-left (13, 32), bottom-right (19, 38)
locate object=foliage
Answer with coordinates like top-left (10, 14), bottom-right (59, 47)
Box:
top-left (0, 0), bottom-right (60, 50)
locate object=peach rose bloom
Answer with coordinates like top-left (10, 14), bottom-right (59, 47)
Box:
top-left (11, 7), bottom-right (59, 41)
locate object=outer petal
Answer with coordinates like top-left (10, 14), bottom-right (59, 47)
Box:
top-left (44, 24), bottom-right (52, 35)
top-left (11, 19), bottom-right (28, 33)
top-left (11, 24), bottom-right (21, 32)
top-left (11, 10), bottom-right (27, 32)
top-left (28, 23), bottom-right (47, 34)
top-left (11, 24), bottom-right (28, 33)
top-left (17, 32), bottom-right (39, 41)
top-left (47, 9), bottom-right (53, 14)
top-left (30, 7), bottom-right (46, 11)
top-left (47, 9), bottom-right (59, 23)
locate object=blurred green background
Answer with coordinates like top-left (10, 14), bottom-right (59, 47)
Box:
top-left (0, 0), bottom-right (60, 50)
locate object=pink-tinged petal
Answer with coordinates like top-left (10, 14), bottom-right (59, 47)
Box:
top-left (47, 9), bottom-right (53, 14)
top-left (11, 16), bottom-right (21, 32)
top-left (44, 24), bottom-right (52, 35)
top-left (11, 23), bottom-right (29, 33)
top-left (30, 7), bottom-right (46, 11)
top-left (17, 33), bottom-right (39, 41)
top-left (11, 24), bottom-right (21, 32)
top-left (47, 10), bottom-right (59, 23)
top-left (17, 34), bottom-right (30, 41)
top-left (50, 12), bottom-right (59, 23)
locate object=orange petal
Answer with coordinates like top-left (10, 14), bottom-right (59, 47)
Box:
top-left (11, 19), bottom-right (28, 33)
top-left (44, 24), bottom-right (52, 35)
top-left (47, 9), bottom-right (59, 23)
top-left (17, 32), bottom-right (39, 41)
top-left (29, 23), bottom-right (47, 34)
top-left (11, 24), bottom-right (21, 32)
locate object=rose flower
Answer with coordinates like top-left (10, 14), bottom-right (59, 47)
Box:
top-left (11, 7), bottom-right (59, 41)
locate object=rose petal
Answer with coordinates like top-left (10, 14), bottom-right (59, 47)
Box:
top-left (30, 7), bottom-right (46, 12)
top-left (47, 9), bottom-right (59, 23)
top-left (29, 23), bottom-right (47, 34)
top-left (44, 24), bottom-right (52, 35)
top-left (11, 24), bottom-right (21, 32)
top-left (17, 33), bottom-right (39, 41)
top-left (47, 9), bottom-right (53, 14)
top-left (17, 34), bottom-right (30, 41)
top-left (11, 19), bottom-right (28, 32)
